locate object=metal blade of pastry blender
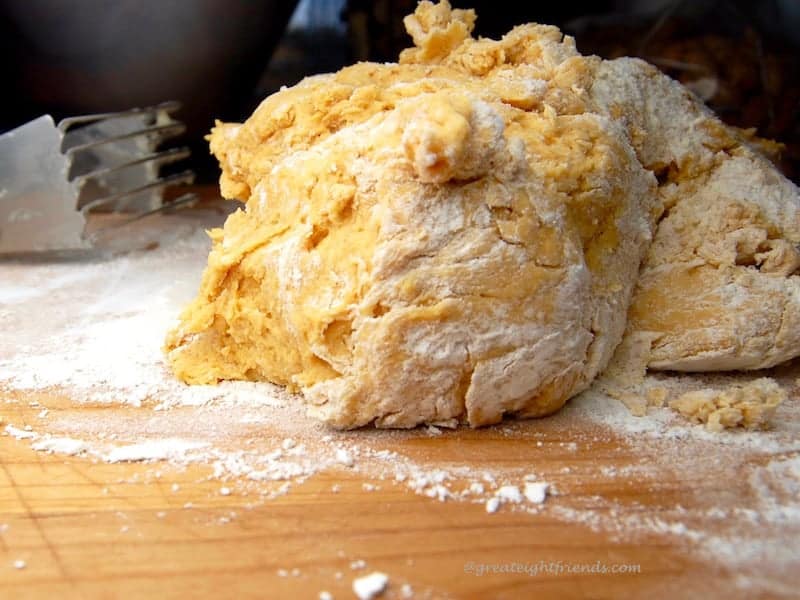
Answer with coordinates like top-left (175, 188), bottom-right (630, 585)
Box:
top-left (1, 103), bottom-right (195, 254)
top-left (0, 115), bottom-right (89, 253)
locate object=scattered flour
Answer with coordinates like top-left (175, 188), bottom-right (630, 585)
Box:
top-left (495, 485), bottom-right (523, 504)
top-left (103, 439), bottom-right (208, 463)
top-left (4, 424), bottom-right (37, 440)
top-left (31, 436), bottom-right (87, 456)
top-left (1, 209), bottom-right (798, 595)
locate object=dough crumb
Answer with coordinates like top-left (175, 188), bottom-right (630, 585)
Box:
top-left (616, 393), bottom-right (648, 417)
top-left (523, 481), bottom-right (550, 504)
top-left (335, 449), bottom-right (354, 467)
top-left (646, 387), bottom-right (668, 408)
top-left (426, 425), bottom-right (442, 436)
top-left (485, 497), bottom-right (500, 513)
top-left (495, 485), bottom-right (523, 504)
top-left (669, 378), bottom-right (785, 432)
top-left (353, 571), bottom-right (389, 600)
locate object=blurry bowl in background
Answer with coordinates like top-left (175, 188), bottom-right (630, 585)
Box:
top-left (1, 0), bottom-right (298, 179)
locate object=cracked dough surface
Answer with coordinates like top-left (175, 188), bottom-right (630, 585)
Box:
top-left (165, 1), bottom-right (800, 428)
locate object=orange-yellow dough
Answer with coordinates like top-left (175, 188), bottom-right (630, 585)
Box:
top-left (165, 1), bottom-right (799, 428)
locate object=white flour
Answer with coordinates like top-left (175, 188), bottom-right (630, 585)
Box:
top-left (352, 571), bottom-right (389, 600)
top-left (1, 207), bottom-right (799, 595)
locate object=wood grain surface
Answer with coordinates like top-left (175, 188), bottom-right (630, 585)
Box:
top-left (0, 387), bottom-right (781, 600)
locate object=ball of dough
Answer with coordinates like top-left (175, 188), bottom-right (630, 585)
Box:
top-left (164, 2), bottom-right (659, 428)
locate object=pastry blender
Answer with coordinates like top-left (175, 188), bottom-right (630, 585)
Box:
top-left (0, 101), bottom-right (196, 253)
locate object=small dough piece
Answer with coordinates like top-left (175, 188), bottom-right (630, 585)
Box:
top-left (645, 387), bottom-right (668, 408)
top-left (165, 1), bottom-right (658, 428)
top-left (669, 378), bottom-right (785, 432)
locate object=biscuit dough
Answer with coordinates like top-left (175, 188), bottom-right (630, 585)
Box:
top-left (165, 1), bottom-right (800, 428)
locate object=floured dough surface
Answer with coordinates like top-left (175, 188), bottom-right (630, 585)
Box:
top-left (165, 1), bottom-right (800, 429)
top-left (165, 1), bottom-right (658, 428)
top-left (589, 59), bottom-right (800, 371)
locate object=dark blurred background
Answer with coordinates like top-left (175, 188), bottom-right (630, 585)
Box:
top-left (2, 0), bottom-right (799, 182)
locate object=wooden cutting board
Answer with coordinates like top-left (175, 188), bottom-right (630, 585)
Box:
top-left (2, 385), bottom-right (795, 600)
top-left (1, 192), bottom-right (797, 599)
